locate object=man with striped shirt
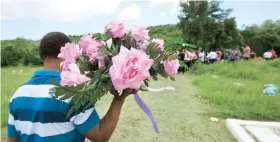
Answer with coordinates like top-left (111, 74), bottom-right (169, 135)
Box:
top-left (7, 32), bottom-right (134, 142)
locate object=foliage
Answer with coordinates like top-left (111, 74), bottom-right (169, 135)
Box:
top-left (165, 37), bottom-right (184, 51)
top-left (178, 1), bottom-right (241, 50)
top-left (192, 60), bottom-right (280, 121)
top-left (241, 20), bottom-right (280, 55)
top-left (178, 1), bottom-right (280, 55)
top-left (1, 38), bottom-right (42, 66)
top-left (50, 68), bottom-right (111, 118)
top-left (148, 24), bottom-right (182, 41)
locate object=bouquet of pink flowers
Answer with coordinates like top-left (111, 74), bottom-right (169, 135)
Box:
top-left (50, 20), bottom-right (179, 133)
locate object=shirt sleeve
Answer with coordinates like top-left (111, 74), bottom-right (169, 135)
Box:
top-left (69, 104), bottom-right (100, 133)
top-left (7, 114), bottom-right (19, 137)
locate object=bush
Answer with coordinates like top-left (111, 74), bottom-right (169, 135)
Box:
top-left (1, 45), bottom-right (23, 66)
top-left (1, 39), bottom-right (42, 67)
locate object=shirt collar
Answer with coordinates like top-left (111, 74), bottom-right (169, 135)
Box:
top-left (32, 70), bottom-right (60, 78)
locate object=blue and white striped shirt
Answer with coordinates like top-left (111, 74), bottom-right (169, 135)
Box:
top-left (7, 70), bottom-right (100, 142)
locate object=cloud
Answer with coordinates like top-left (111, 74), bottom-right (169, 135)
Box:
top-left (160, 12), bottom-right (167, 17)
top-left (117, 3), bottom-right (141, 20)
top-left (1, 0), bottom-right (121, 22)
top-left (150, 0), bottom-right (175, 6)
top-left (168, 1), bottom-right (179, 15)
top-left (150, 0), bottom-right (180, 16)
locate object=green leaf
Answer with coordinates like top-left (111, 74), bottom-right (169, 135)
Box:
top-left (50, 80), bottom-right (60, 86)
top-left (170, 76), bottom-right (176, 81)
top-left (140, 85), bottom-right (148, 92)
top-left (152, 75), bottom-right (158, 81)
top-left (101, 31), bottom-right (112, 41)
top-left (98, 48), bottom-right (111, 56)
top-left (59, 92), bottom-right (74, 100)
top-left (146, 42), bottom-right (162, 59)
top-left (144, 79), bottom-right (149, 87)
top-left (82, 102), bottom-right (93, 113)
top-left (110, 44), bottom-right (119, 56)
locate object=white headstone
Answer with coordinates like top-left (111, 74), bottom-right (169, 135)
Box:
top-left (246, 126), bottom-right (280, 142)
top-left (226, 119), bottom-right (280, 142)
top-left (212, 75), bottom-right (219, 78)
top-left (234, 82), bottom-right (245, 86)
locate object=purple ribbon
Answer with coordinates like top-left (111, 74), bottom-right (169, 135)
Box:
top-left (133, 94), bottom-right (159, 134)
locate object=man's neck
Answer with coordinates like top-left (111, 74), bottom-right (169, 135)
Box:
top-left (43, 58), bottom-right (62, 72)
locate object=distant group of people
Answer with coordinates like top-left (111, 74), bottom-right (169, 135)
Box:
top-left (177, 44), bottom-right (277, 73)
top-left (263, 49), bottom-right (277, 60)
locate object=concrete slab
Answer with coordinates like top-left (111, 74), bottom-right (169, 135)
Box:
top-left (226, 119), bottom-right (280, 142)
top-left (246, 126), bottom-right (280, 142)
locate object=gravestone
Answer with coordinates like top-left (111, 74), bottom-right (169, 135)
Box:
top-left (226, 119), bottom-right (280, 142)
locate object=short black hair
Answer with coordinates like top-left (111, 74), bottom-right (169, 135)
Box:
top-left (39, 32), bottom-right (71, 59)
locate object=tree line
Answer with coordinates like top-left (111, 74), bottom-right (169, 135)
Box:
top-left (1, 1), bottom-right (279, 67)
top-left (178, 0), bottom-right (280, 55)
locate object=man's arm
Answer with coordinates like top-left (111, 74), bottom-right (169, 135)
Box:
top-left (83, 89), bottom-right (135, 142)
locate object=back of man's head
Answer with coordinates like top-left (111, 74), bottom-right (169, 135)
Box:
top-left (40, 32), bottom-right (71, 60)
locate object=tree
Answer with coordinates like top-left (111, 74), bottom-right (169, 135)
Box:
top-left (241, 20), bottom-right (280, 55)
top-left (221, 17), bottom-right (243, 48)
top-left (178, 1), bottom-right (208, 47)
top-left (178, 0), bottom-right (240, 50)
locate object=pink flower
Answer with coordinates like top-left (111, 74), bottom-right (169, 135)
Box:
top-left (60, 63), bottom-right (91, 86)
top-left (109, 46), bottom-right (154, 90)
top-left (79, 34), bottom-right (93, 53)
top-left (152, 38), bottom-right (164, 51)
top-left (60, 61), bottom-right (70, 71)
top-left (131, 26), bottom-right (150, 42)
top-left (137, 40), bottom-right (149, 50)
top-left (58, 43), bottom-right (80, 63)
top-left (163, 59), bottom-right (179, 76)
top-left (104, 21), bottom-right (126, 38)
top-left (94, 39), bottom-right (105, 48)
top-left (79, 34), bottom-right (104, 53)
top-left (85, 39), bottom-right (104, 64)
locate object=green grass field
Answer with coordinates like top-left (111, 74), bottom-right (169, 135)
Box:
top-left (1, 60), bottom-right (279, 141)
top-left (192, 59), bottom-right (280, 121)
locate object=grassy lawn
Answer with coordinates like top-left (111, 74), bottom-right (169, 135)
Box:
top-left (1, 66), bottom-right (235, 142)
top-left (192, 59), bottom-right (280, 121)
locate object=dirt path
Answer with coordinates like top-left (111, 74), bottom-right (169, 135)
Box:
top-left (94, 74), bottom-right (236, 142)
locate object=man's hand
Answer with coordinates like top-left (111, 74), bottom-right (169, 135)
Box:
top-left (119, 89), bottom-right (138, 101)
top-left (110, 88), bottom-right (138, 102)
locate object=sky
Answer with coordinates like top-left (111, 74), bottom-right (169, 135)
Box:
top-left (1, 0), bottom-right (280, 40)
